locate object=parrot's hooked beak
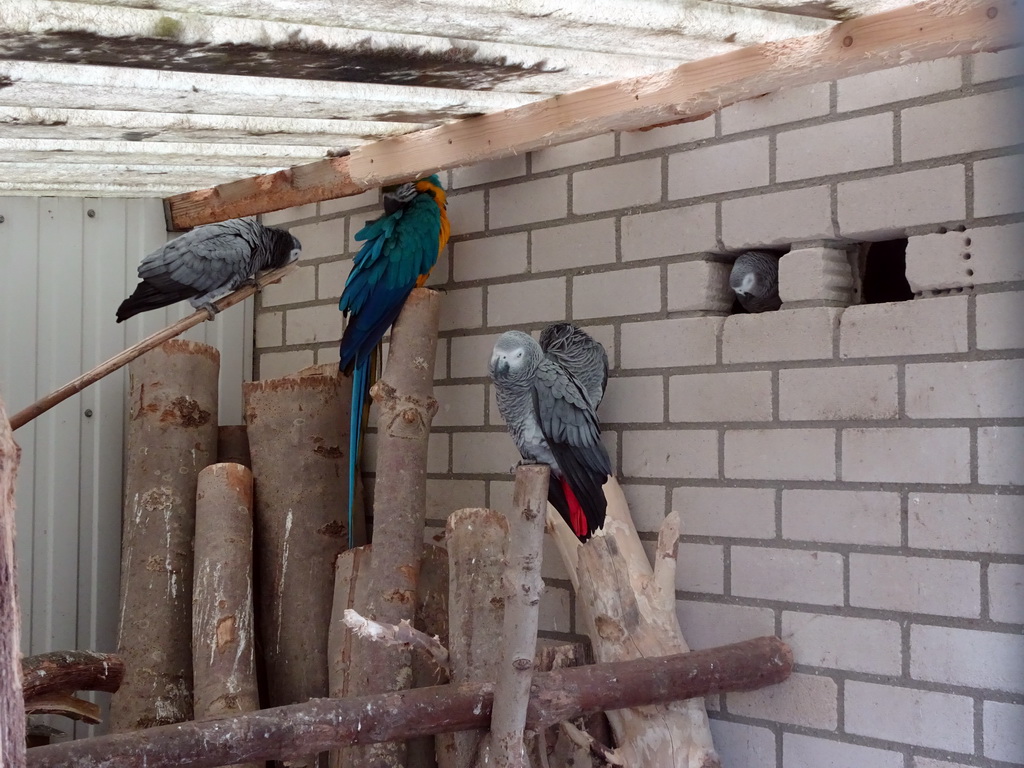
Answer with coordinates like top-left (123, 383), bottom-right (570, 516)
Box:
top-left (491, 354), bottom-right (510, 377)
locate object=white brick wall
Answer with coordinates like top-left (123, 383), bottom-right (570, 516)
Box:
top-left (252, 54), bottom-right (1024, 768)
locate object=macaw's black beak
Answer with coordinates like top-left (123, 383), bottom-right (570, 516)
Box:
top-left (383, 196), bottom-right (403, 216)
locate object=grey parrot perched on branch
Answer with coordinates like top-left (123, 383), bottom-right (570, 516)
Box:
top-left (116, 218), bottom-right (301, 322)
top-left (489, 327), bottom-right (612, 540)
top-left (539, 322), bottom-right (609, 410)
top-left (729, 250), bottom-right (782, 313)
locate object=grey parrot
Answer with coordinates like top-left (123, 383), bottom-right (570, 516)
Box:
top-left (116, 218), bottom-right (301, 322)
top-left (539, 322), bottom-right (609, 409)
top-left (489, 329), bottom-right (611, 540)
top-left (730, 250), bottom-right (782, 313)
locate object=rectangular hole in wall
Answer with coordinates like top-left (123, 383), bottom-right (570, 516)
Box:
top-left (860, 238), bottom-right (913, 304)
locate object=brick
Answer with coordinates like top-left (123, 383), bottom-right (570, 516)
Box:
top-left (539, 586), bottom-right (571, 633)
top-left (674, 486), bottom-right (776, 539)
top-left (317, 258), bottom-right (352, 299)
top-left (285, 303), bottom-right (341, 345)
top-left (667, 259), bottom-right (733, 312)
top-left (913, 760), bottom-right (973, 768)
top-left (668, 138), bottom-right (769, 199)
top-left (978, 426), bottom-right (1024, 485)
top-left (288, 219), bottom-right (346, 260)
top-left (912, 625), bottom-right (1024, 692)
top-left (721, 82), bottom-right (830, 134)
top-left (783, 733), bottom-right (903, 768)
top-left (487, 277), bottom-right (565, 327)
top-left (531, 134), bottom-right (616, 172)
top-left (989, 563), bottom-right (1024, 623)
top-left (258, 349), bottom-right (314, 379)
top-left (433, 384), bottom-right (485, 427)
top-left (255, 310), bottom-right (283, 348)
top-left (263, 202), bottom-right (317, 226)
top-left (532, 218), bottom-right (616, 273)
top-left (906, 223), bottom-right (1024, 292)
top-left (903, 89), bottom-right (1024, 161)
top-left (439, 287), bottom-right (483, 332)
top-left (721, 185), bottom-right (834, 249)
top-left (783, 489), bottom-right (901, 546)
top-left (620, 114), bottom-right (715, 154)
top-left (601, 375), bottom-right (663, 424)
top-left (319, 188), bottom-right (379, 215)
top-left (839, 296), bottom-right (968, 358)
top-left (261, 264), bottom-right (316, 306)
top-left (723, 306), bottom-right (838, 363)
top-left (778, 114), bottom-right (894, 182)
top-left (709, 720), bottom-right (776, 768)
top-left (622, 429), bottom-right (718, 479)
top-left (674, 543), bottom-right (724, 593)
top-left (847, 681), bottom-right (973, 751)
top-left (452, 233), bottom-right (528, 282)
top-left (315, 345), bottom-right (340, 366)
top-left (445, 190), bottom-right (485, 235)
top-left (488, 176), bottom-right (567, 228)
top-left (425, 250), bottom-right (449, 288)
top-left (728, 672), bottom-right (838, 729)
top-left (837, 58), bottom-right (962, 111)
top-left (573, 158), bottom-right (661, 214)
top-left (907, 359), bottom-right (1024, 419)
top-left (843, 428), bottom-right (969, 484)
top-left (573, 266), bottom-right (660, 319)
top-left (974, 153), bottom-right (1024, 218)
top-left (972, 47), bottom-right (1024, 83)
top-left (850, 554), bottom-right (980, 616)
top-left (783, 612), bottom-right (902, 675)
top-left (621, 483), bottom-right (668, 533)
top-left (726, 429), bottom-right (835, 481)
top-left (837, 166), bottom-right (966, 238)
top-left (778, 247), bottom-right (855, 306)
top-left (675, 600), bottom-right (775, 650)
top-left (452, 431), bottom-right (521, 474)
top-left (977, 290), bottom-right (1024, 349)
top-left (451, 155), bottom-right (525, 189)
top-left (449, 333), bottom-right (497, 380)
top-left (540, 535), bottom-right (571, 581)
top-left (621, 317), bottom-right (721, 368)
top-left (621, 203), bottom-right (717, 261)
top-left (425, 478), bottom-right (484, 520)
top-left (780, 365), bottom-right (897, 421)
top-left (985, 701), bottom-right (1024, 764)
top-left (670, 371), bottom-right (772, 422)
top-left (732, 547), bottom-right (843, 605)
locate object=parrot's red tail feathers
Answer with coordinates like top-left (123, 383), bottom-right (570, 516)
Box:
top-left (561, 478), bottom-right (588, 539)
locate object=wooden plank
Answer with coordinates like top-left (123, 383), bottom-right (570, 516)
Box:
top-left (166, 0), bottom-right (1017, 230)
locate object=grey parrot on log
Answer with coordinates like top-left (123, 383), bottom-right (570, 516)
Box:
top-left (489, 327), bottom-right (611, 540)
top-left (729, 250), bottom-right (782, 313)
top-left (116, 218), bottom-right (301, 322)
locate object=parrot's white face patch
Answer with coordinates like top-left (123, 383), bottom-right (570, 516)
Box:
top-left (288, 248), bottom-right (301, 263)
top-left (735, 272), bottom-right (757, 296)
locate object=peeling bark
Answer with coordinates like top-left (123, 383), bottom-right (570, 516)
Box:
top-left (110, 340), bottom-right (219, 732)
top-left (0, 392), bottom-right (25, 768)
top-left (21, 651), bottom-right (123, 703)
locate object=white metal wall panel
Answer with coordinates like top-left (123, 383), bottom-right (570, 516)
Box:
top-left (0, 196), bottom-right (253, 737)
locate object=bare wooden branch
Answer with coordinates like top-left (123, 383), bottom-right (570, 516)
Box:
top-left (164, 0), bottom-right (1014, 229)
top-left (21, 651), bottom-right (124, 702)
top-left (343, 610), bottom-right (450, 675)
top-left (24, 695), bottom-right (101, 724)
top-left (0, 392), bottom-right (25, 768)
top-left (8, 263), bottom-right (296, 431)
top-left (27, 637), bottom-right (792, 768)
top-left (491, 466), bottom-right (550, 768)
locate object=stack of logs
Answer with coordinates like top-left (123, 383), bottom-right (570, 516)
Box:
top-left (9, 288), bottom-right (793, 768)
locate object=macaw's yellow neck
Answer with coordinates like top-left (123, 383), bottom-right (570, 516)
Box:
top-left (416, 177), bottom-right (451, 254)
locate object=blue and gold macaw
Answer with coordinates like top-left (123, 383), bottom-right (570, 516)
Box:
top-left (338, 174), bottom-right (449, 548)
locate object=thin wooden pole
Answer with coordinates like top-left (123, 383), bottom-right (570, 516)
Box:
top-left (0, 392), bottom-right (25, 768)
top-left (9, 262), bottom-right (297, 431)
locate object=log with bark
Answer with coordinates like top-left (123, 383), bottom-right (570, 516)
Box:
top-left (410, 543), bottom-right (450, 768)
top-left (0, 392), bottom-right (25, 768)
top-left (27, 636), bottom-right (792, 768)
top-left (22, 651), bottom-right (125, 723)
top-left (110, 340), bottom-right (220, 732)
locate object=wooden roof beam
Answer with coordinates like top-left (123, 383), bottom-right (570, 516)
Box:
top-left (166, 0), bottom-right (1018, 230)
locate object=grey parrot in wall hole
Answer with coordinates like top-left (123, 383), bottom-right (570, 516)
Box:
top-left (730, 250), bottom-right (782, 313)
top-left (539, 322), bottom-right (609, 410)
top-left (116, 218), bottom-right (301, 322)
top-left (489, 327), bottom-right (612, 541)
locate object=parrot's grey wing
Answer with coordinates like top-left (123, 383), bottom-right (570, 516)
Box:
top-left (539, 323), bottom-right (609, 408)
top-left (138, 224), bottom-right (253, 295)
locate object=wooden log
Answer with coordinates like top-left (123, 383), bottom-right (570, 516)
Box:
top-left (192, 463), bottom-right (260, 768)
top-left (491, 466), bottom-right (550, 768)
top-left (0, 392), bottom-right (25, 768)
top-left (8, 263), bottom-right (296, 431)
top-left (217, 426), bottom-right (251, 468)
top-left (21, 651), bottom-right (124, 703)
top-left (444, 508), bottom-right (508, 768)
top-left (110, 340), bottom-right (220, 732)
top-left (345, 288), bottom-right (441, 768)
top-left (27, 637), bottom-right (792, 768)
top-left (410, 543), bottom-right (450, 768)
top-left (242, 364), bottom-right (351, 767)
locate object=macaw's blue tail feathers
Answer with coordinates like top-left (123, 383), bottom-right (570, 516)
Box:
top-left (347, 359), bottom-right (370, 549)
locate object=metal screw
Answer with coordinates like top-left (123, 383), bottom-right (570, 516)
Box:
top-left (87, 209), bottom-right (96, 218)
top-left (84, 409), bottom-right (94, 417)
